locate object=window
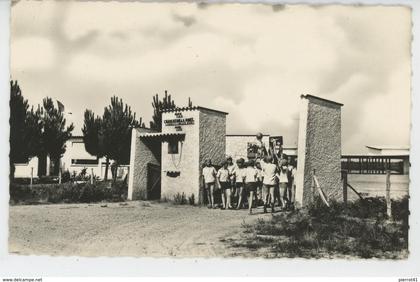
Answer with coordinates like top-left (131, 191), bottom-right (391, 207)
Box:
top-left (168, 141), bottom-right (179, 154)
top-left (71, 159), bottom-right (99, 165)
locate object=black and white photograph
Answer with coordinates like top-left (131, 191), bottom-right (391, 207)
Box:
top-left (6, 0), bottom-right (414, 262)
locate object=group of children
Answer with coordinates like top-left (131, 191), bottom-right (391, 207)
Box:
top-left (202, 155), bottom-right (297, 215)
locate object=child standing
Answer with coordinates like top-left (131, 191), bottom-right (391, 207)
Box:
top-left (226, 156), bottom-right (237, 206)
top-left (243, 160), bottom-right (258, 215)
top-left (217, 161), bottom-right (232, 210)
top-left (261, 156), bottom-right (278, 213)
top-left (255, 161), bottom-right (263, 205)
top-left (286, 157), bottom-right (297, 210)
top-left (234, 158), bottom-right (245, 210)
top-left (277, 159), bottom-right (289, 211)
top-left (202, 159), bottom-right (217, 209)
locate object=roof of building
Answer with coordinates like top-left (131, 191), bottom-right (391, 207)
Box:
top-left (69, 135), bottom-right (84, 140)
top-left (226, 134), bottom-right (270, 137)
top-left (139, 132), bottom-right (186, 139)
top-left (301, 94), bottom-right (344, 107)
top-left (366, 145), bottom-right (410, 150)
top-left (160, 106), bottom-right (228, 115)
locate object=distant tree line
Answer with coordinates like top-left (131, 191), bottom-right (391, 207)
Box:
top-left (10, 80), bottom-right (192, 182)
top-left (82, 96), bottom-right (145, 181)
top-left (82, 90), bottom-right (192, 181)
top-left (9, 80), bottom-right (74, 180)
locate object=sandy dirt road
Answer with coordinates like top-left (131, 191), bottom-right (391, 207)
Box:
top-left (9, 201), bottom-right (272, 257)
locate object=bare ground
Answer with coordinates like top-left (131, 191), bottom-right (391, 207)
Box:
top-left (9, 201), bottom-right (272, 257)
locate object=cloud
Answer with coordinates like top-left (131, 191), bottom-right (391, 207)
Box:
top-left (272, 4), bottom-right (286, 12)
top-left (11, 37), bottom-right (56, 71)
top-left (10, 2), bottom-right (411, 153)
top-left (11, 0), bottom-right (20, 7)
top-left (172, 14), bottom-right (197, 27)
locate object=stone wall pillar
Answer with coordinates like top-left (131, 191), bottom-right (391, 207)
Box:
top-left (127, 127), bottom-right (160, 200)
top-left (295, 94), bottom-right (343, 208)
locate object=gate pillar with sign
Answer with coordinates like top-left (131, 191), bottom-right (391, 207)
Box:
top-left (160, 107), bottom-right (227, 204)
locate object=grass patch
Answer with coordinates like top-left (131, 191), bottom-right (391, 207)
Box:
top-left (173, 192), bottom-right (187, 205)
top-left (234, 197), bottom-right (409, 259)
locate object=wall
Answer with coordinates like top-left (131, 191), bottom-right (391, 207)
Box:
top-left (128, 128), bottom-right (160, 200)
top-left (14, 157), bottom-right (39, 178)
top-left (225, 135), bottom-right (269, 160)
top-left (61, 138), bottom-right (102, 177)
top-left (160, 110), bottom-right (200, 202)
top-left (199, 109), bottom-right (226, 203)
top-left (199, 110), bottom-right (227, 167)
top-left (225, 135), bottom-right (297, 161)
top-left (295, 95), bottom-right (343, 207)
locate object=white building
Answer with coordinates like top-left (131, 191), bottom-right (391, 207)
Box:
top-left (13, 136), bottom-right (128, 179)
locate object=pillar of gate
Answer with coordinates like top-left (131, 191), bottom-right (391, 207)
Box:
top-left (127, 127), bottom-right (161, 200)
top-left (295, 94), bottom-right (343, 208)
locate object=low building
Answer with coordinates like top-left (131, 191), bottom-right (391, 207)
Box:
top-left (341, 145), bottom-right (410, 175)
top-left (12, 136), bottom-right (129, 180)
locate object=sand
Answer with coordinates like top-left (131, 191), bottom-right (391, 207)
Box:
top-left (9, 201), bottom-right (271, 257)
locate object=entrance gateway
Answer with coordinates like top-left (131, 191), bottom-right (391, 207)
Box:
top-left (128, 95), bottom-right (344, 207)
top-left (128, 106), bottom-right (227, 204)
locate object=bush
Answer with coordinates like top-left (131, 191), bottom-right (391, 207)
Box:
top-left (38, 176), bottom-right (59, 184)
top-left (12, 178), bottom-right (34, 185)
top-left (236, 197), bottom-right (409, 258)
top-left (188, 194), bottom-right (195, 205)
top-left (173, 192), bottom-right (187, 205)
top-left (62, 170), bottom-right (71, 183)
top-left (9, 180), bottom-right (127, 205)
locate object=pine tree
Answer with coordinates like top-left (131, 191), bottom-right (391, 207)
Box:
top-left (82, 110), bottom-right (104, 158)
top-left (39, 97), bottom-right (74, 175)
top-left (9, 80), bottom-right (42, 180)
top-left (149, 90), bottom-right (177, 131)
top-left (83, 96), bottom-right (144, 181)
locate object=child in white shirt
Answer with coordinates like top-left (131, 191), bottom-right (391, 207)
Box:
top-left (276, 159), bottom-right (289, 210)
top-left (261, 156), bottom-right (278, 213)
top-left (234, 158), bottom-right (245, 209)
top-left (243, 160), bottom-right (258, 215)
top-left (217, 161), bottom-right (232, 209)
top-left (202, 159), bottom-right (217, 208)
top-left (255, 161), bottom-right (263, 205)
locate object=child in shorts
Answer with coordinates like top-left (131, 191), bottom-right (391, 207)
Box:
top-left (286, 157), bottom-right (297, 210)
top-left (234, 158), bottom-right (245, 210)
top-left (202, 159), bottom-right (217, 209)
top-left (255, 161), bottom-right (263, 205)
top-left (261, 155), bottom-right (278, 213)
top-left (226, 156), bottom-right (237, 206)
top-left (243, 160), bottom-right (258, 214)
top-left (277, 159), bottom-right (289, 211)
top-left (217, 161), bottom-right (232, 209)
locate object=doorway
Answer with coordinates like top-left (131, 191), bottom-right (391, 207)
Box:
top-left (147, 163), bottom-right (161, 200)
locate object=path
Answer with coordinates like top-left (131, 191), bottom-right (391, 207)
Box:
top-left (9, 201), bottom-right (271, 257)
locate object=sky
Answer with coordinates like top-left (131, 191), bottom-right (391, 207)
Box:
top-left (10, 1), bottom-right (411, 154)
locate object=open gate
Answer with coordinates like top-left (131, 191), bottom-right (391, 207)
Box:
top-left (147, 163), bottom-right (161, 200)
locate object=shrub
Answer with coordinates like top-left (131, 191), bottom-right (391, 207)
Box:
top-left (392, 196), bottom-right (409, 222)
top-left (12, 178), bottom-right (34, 185)
top-left (38, 176), bottom-right (59, 184)
top-left (234, 196), bottom-right (409, 258)
top-left (173, 192), bottom-right (187, 205)
top-left (62, 170), bottom-right (71, 183)
top-left (9, 180), bottom-right (126, 205)
top-left (188, 194), bottom-right (195, 205)
top-left (111, 180), bottom-right (128, 201)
